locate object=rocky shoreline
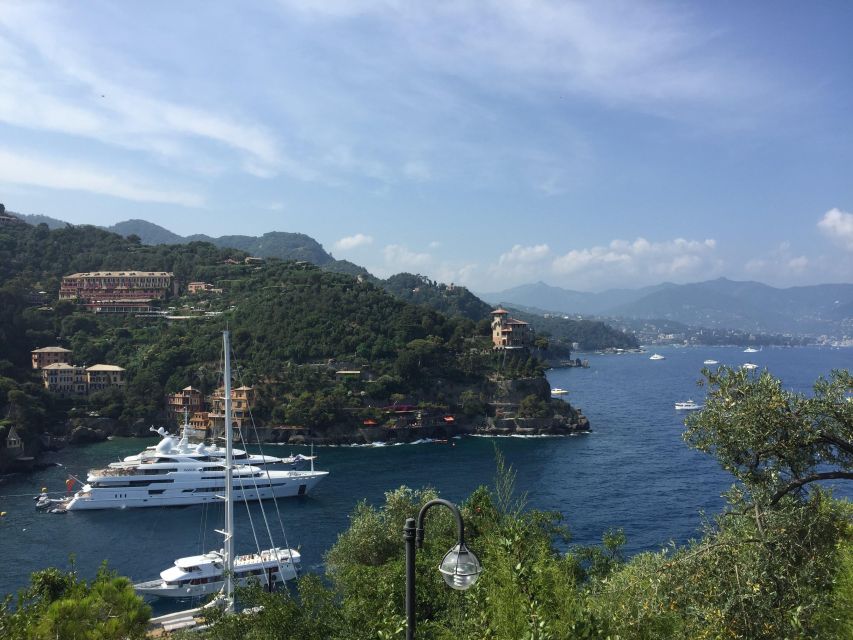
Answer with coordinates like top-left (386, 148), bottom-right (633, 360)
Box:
top-left (2, 377), bottom-right (589, 472)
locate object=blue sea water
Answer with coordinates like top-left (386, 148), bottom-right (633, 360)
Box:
top-left (0, 345), bottom-right (849, 612)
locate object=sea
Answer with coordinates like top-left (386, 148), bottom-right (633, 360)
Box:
top-left (0, 344), bottom-right (849, 613)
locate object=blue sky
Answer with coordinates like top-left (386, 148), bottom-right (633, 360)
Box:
top-left (1, 1), bottom-right (851, 292)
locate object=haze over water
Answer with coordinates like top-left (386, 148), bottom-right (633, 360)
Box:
top-left (0, 345), bottom-right (849, 613)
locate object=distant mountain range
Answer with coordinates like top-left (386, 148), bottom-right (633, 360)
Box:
top-left (15, 214), bottom-right (368, 277)
top-left (481, 279), bottom-right (853, 337)
top-left (14, 211), bottom-right (851, 337)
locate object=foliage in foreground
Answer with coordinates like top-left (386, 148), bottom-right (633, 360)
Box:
top-left (4, 369), bottom-right (851, 639)
top-left (193, 368), bottom-right (852, 639)
top-left (0, 563), bottom-right (151, 640)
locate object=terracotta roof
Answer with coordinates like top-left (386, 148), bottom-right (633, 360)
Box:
top-left (42, 363), bottom-right (78, 370)
top-left (63, 271), bottom-right (173, 278)
top-left (32, 346), bottom-right (72, 353)
top-left (507, 318), bottom-right (528, 325)
top-left (491, 308), bottom-right (509, 314)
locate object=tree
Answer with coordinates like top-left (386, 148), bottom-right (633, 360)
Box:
top-left (684, 367), bottom-right (853, 505)
top-left (0, 565), bottom-right (150, 640)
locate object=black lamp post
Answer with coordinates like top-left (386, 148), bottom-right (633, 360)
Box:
top-left (403, 498), bottom-right (483, 640)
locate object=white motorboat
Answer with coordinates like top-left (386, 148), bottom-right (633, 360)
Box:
top-left (135, 331), bottom-right (301, 602)
top-left (649, 354), bottom-right (666, 361)
top-left (743, 347), bottom-right (759, 353)
top-left (674, 400), bottom-right (703, 411)
top-left (742, 362), bottom-right (758, 370)
top-left (703, 359), bottom-right (719, 365)
top-left (550, 388), bottom-right (569, 395)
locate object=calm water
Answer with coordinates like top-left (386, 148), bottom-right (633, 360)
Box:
top-left (0, 345), bottom-right (849, 612)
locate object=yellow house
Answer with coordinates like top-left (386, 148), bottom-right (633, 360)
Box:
top-left (85, 365), bottom-right (127, 392)
top-left (42, 363), bottom-right (87, 395)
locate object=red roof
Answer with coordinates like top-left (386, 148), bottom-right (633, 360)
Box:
top-left (491, 308), bottom-right (509, 314)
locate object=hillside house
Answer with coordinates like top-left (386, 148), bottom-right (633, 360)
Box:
top-left (31, 346), bottom-right (72, 369)
top-left (490, 308), bottom-right (533, 348)
top-left (166, 386), bottom-right (203, 420)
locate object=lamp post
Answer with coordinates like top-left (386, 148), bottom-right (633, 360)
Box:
top-left (403, 498), bottom-right (482, 640)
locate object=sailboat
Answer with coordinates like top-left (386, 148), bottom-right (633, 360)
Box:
top-left (136, 331), bottom-right (301, 606)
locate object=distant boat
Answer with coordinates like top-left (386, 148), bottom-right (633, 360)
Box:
top-left (675, 400), bottom-right (703, 411)
top-left (551, 388), bottom-right (569, 395)
top-left (743, 347), bottom-right (759, 353)
top-left (649, 354), bottom-right (665, 361)
top-left (742, 362), bottom-right (758, 370)
top-left (703, 359), bottom-right (719, 365)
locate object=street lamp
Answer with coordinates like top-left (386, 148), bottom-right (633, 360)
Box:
top-left (403, 498), bottom-right (483, 640)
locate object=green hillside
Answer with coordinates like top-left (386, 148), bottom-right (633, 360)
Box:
top-left (0, 222), bottom-right (560, 461)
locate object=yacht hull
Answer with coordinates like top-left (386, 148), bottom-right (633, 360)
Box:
top-left (64, 472), bottom-right (327, 510)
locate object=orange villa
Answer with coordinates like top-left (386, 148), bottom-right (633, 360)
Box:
top-left (490, 308), bottom-right (533, 349)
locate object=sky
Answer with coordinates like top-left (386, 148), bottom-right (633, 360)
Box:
top-left (1, 1), bottom-right (852, 293)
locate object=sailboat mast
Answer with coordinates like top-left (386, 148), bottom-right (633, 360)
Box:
top-left (223, 330), bottom-right (235, 611)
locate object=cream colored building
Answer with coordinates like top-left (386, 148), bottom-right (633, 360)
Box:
top-left (41, 363), bottom-right (88, 395)
top-left (86, 365), bottom-right (126, 392)
top-left (31, 346), bottom-right (72, 369)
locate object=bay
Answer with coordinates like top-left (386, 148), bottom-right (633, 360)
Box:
top-left (0, 345), bottom-right (849, 613)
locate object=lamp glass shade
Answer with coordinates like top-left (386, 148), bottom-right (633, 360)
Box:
top-left (438, 542), bottom-right (482, 590)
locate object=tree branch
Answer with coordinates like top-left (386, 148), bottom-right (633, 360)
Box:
top-left (769, 471), bottom-right (853, 505)
top-left (818, 432), bottom-right (853, 457)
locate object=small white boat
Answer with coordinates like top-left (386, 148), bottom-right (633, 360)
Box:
top-left (703, 359), bottom-right (718, 365)
top-left (743, 347), bottom-right (758, 353)
top-left (742, 362), bottom-right (758, 370)
top-left (649, 354), bottom-right (665, 361)
top-left (675, 400), bottom-right (703, 411)
top-left (550, 388), bottom-right (569, 395)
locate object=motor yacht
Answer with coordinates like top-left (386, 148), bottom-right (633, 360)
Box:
top-left (674, 400), bottom-right (703, 411)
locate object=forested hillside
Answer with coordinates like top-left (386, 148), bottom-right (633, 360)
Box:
top-left (0, 222), bottom-right (551, 459)
top-left (382, 273), bottom-right (493, 321)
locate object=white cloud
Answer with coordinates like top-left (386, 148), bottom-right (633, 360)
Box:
top-left (788, 256), bottom-right (809, 272)
top-left (0, 148), bottom-right (202, 207)
top-left (818, 208), bottom-right (853, 251)
top-left (743, 242), bottom-right (814, 282)
top-left (334, 233), bottom-right (374, 251)
top-left (279, 0), bottom-right (766, 113)
top-left (383, 244), bottom-right (432, 269)
top-left (0, 5), bottom-right (286, 179)
top-left (551, 236), bottom-right (717, 287)
top-left (499, 243), bottom-right (551, 265)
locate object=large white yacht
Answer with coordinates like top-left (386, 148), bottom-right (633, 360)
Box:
top-left (63, 454), bottom-right (327, 510)
top-left (134, 548), bottom-right (300, 598)
top-left (649, 353), bottom-right (666, 361)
